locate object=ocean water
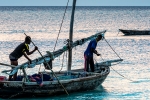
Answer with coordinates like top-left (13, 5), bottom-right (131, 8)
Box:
top-left (0, 6), bottom-right (150, 100)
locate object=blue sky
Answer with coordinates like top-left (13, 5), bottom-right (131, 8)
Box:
top-left (0, 0), bottom-right (150, 6)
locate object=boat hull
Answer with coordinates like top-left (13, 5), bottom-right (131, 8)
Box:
top-left (119, 29), bottom-right (150, 35)
top-left (0, 70), bottom-right (109, 99)
top-left (24, 73), bottom-right (108, 96)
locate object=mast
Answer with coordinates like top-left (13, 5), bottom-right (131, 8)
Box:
top-left (67, 0), bottom-right (76, 72)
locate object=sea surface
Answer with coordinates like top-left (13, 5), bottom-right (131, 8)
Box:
top-left (0, 6), bottom-right (150, 100)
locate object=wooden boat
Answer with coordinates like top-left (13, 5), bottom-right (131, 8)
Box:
top-left (0, 0), bottom-right (123, 99)
top-left (119, 29), bottom-right (150, 35)
top-left (0, 71), bottom-right (109, 98)
top-left (0, 30), bottom-right (122, 99)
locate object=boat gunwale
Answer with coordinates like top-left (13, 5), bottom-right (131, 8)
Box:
top-left (0, 71), bottom-right (109, 85)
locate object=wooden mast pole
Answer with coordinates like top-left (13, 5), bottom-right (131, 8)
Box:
top-left (67, 0), bottom-right (76, 72)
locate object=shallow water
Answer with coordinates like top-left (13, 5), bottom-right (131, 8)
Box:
top-left (0, 6), bottom-right (150, 100)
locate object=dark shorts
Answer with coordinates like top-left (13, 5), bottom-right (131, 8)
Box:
top-left (9, 54), bottom-right (18, 61)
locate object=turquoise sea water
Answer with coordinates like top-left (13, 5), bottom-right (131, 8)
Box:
top-left (0, 6), bottom-right (150, 100)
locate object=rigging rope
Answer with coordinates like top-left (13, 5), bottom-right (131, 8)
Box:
top-left (94, 36), bottom-right (135, 82)
top-left (93, 32), bottom-right (137, 82)
top-left (59, 51), bottom-right (66, 73)
top-left (104, 38), bottom-right (122, 59)
top-left (110, 66), bottom-right (135, 82)
top-left (58, 39), bottom-right (70, 72)
top-left (53, 0), bottom-right (70, 52)
top-left (99, 54), bottom-right (135, 82)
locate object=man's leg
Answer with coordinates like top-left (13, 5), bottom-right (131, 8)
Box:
top-left (84, 55), bottom-right (89, 72)
top-left (89, 57), bottom-right (94, 72)
top-left (9, 60), bottom-right (18, 81)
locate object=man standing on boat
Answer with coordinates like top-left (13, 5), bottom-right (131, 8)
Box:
top-left (9, 36), bottom-right (38, 81)
top-left (84, 34), bottom-right (102, 72)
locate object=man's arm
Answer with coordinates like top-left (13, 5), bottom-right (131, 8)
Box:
top-left (26, 46), bottom-right (38, 55)
top-left (23, 52), bottom-right (32, 63)
top-left (91, 48), bottom-right (100, 56)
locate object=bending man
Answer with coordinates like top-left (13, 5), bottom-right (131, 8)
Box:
top-left (9, 36), bottom-right (38, 81)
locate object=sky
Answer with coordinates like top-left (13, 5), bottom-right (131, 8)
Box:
top-left (0, 0), bottom-right (150, 6)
